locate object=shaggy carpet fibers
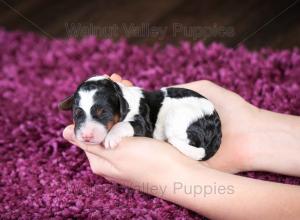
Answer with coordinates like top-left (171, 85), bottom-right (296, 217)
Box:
top-left (0, 28), bottom-right (300, 219)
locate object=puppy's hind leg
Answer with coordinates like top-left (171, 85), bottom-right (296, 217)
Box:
top-left (168, 138), bottom-right (206, 161)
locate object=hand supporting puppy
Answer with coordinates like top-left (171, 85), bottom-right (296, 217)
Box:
top-left (63, 74), bottom-right (300, 219)
top-left (64, 73), bottom-right (300, 175)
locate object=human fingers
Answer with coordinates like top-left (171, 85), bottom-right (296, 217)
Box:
top-left (110, 73), bottom-right (122, 82)
top-left (110, 73), bottom-right (133, 86)
top-left (122, 79), bottom-right (133, 86)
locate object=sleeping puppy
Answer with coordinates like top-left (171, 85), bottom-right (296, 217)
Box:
top-left (59, 75), bottom-right (222, 161)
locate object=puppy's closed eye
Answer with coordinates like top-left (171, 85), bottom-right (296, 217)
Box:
top-left (74, 108), bottom-right (84, 119)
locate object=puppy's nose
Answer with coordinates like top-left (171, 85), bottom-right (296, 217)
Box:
top-left (82, 132), bottom-right (93, 142)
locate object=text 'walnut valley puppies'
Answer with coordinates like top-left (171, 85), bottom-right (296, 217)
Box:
top-left (59, 75), bottom-right (222, 161)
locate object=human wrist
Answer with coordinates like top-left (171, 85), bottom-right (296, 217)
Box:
top-left (248, 108), bottom-right (300, 175)
top-left (127, 156), bottom-right (202, 199)
top-left (153, 160), bottom-right (207, 202)
top-left (257, 108), bottom-right (300, 135)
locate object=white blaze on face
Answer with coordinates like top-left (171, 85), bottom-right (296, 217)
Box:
top-left (75, 89), bottom-right (108, 144)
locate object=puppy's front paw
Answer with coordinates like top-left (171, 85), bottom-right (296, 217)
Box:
top-left (104, 132), bottom-right (122, 149)
top-left (103, 122), bottom-right (134, 149)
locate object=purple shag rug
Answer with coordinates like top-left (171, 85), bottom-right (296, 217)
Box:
top-left (0, 28), bottom-right (300, 219)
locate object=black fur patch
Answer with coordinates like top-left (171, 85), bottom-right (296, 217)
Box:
top-left (165, 87), bottom-right (207, 99)
top-left (129, 90), bottom-right (164, 137)
top-left (108, 80), bottom-right (130, 121)
top-left (142, 90), bottom-right (165, 128)
top-left (186, 110), bottom-right (222, 160)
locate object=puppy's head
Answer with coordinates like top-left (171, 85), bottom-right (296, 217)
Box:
top-left (59, 76), bottom-right (128, 144)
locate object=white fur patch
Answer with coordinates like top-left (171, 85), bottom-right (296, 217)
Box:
top-left (168, 138), bottom-right (206, 160)
top-left (78, 89), bottom-right (97, 120)
top-left (153, 94), bottom-right (214, 160)
top-left (154, 96), bottom-right (214, 140)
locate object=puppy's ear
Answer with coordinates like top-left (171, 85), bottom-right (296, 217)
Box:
top-left (108, 79), bottom-right (129, 120)
top-left (58, 95), bottom-right (74, 111)
top-left (118, 95), bottom-right (129, 121)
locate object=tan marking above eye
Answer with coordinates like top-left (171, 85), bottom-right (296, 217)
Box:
top-left (107, 121), bottom-right (114, 130)
top-left (96, 108), bottom-right (103, 117)
top-left (113, 114), bottom-right (120, 123)
top-left (106, 114), bottom-right (120, 130)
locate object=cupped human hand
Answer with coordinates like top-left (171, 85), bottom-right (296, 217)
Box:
top-left (63, 125), bottom-right (199, 191)
top-left (62, 74), bottom-right (300, 219)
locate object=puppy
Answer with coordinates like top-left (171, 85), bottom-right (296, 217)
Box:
top-left (59, 75), bottom-right (222, 160)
